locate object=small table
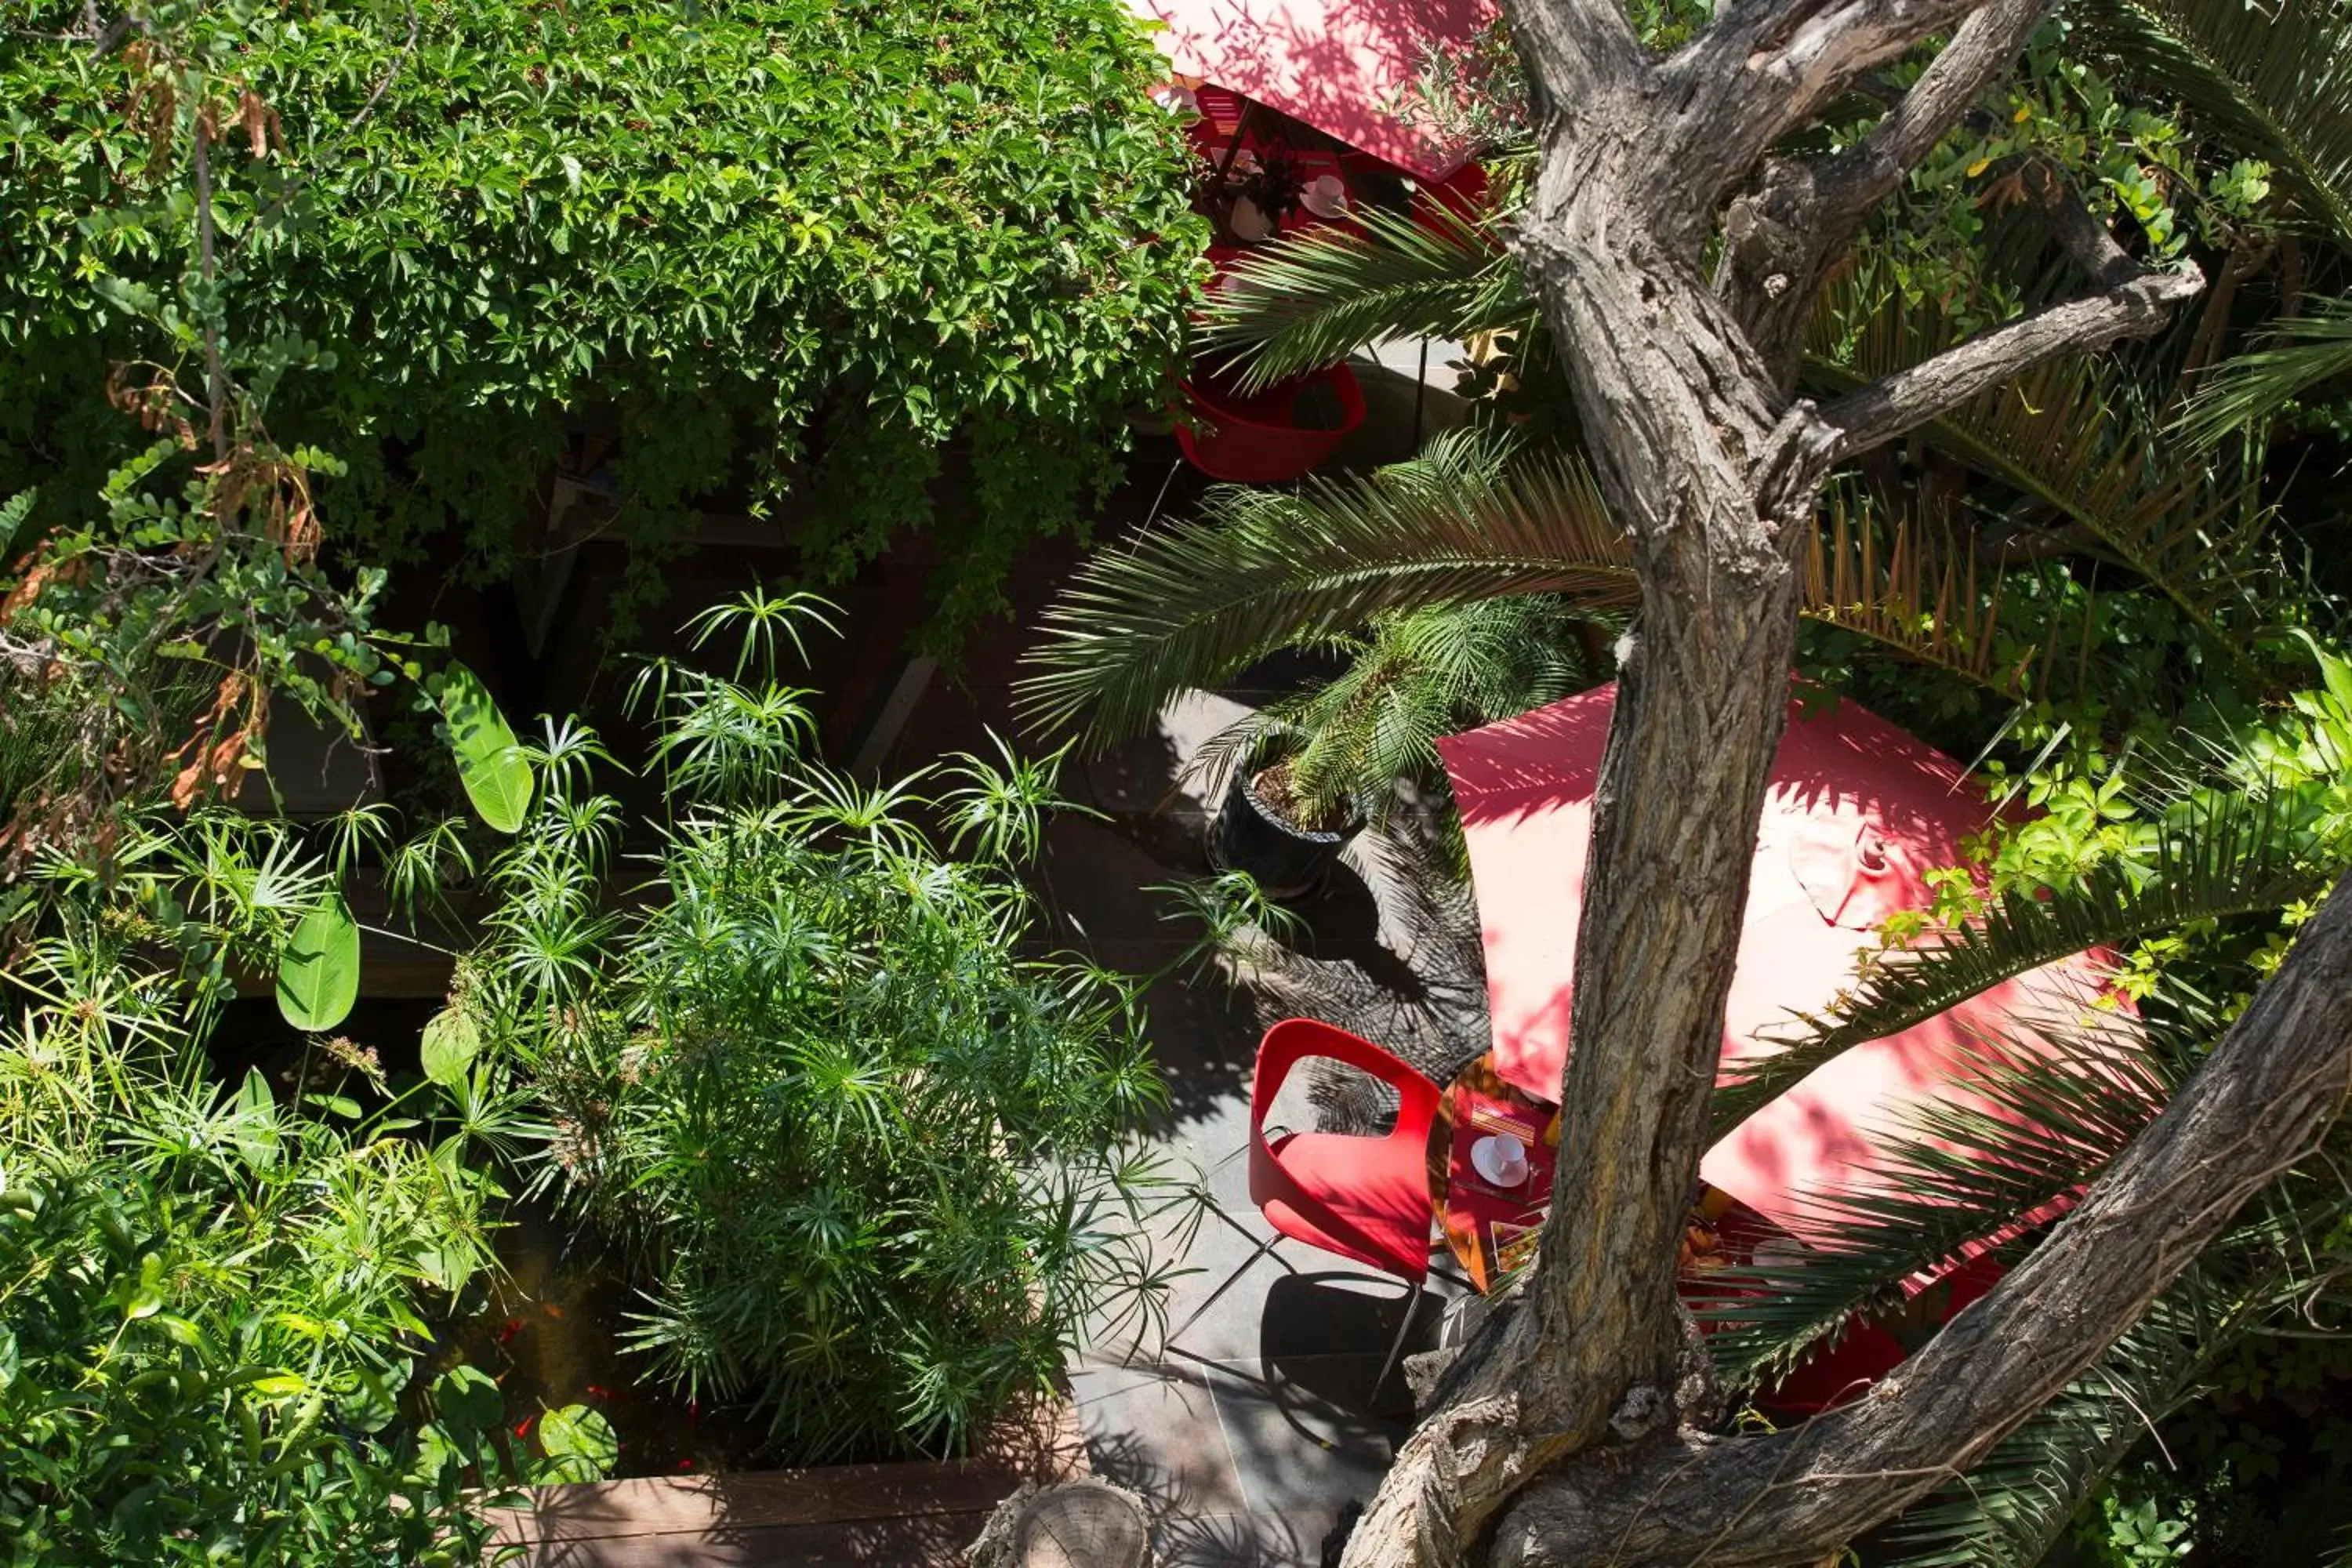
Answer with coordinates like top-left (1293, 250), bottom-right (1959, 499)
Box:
top-left (1425, 1051), bottom-right (1563, 1293)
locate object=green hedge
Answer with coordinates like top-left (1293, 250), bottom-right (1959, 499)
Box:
top-left (0, 0), bottom-right (1205, 633)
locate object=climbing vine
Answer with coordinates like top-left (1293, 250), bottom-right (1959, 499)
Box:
top-left (1, 0), bottom-right (1207, 636)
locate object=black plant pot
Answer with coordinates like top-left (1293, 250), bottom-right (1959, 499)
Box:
top-left (1213, 768), bottom-right (1362, 900)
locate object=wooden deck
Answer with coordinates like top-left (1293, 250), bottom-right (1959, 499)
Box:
top-left (486, 1397), bottom-right (1087, 1565)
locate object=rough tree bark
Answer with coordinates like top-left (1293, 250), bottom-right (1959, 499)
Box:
top-left (1323, 0), bottom-right (2339, 1563)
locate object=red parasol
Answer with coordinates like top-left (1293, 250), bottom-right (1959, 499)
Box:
top-left (1436, 683), bottom-right (2120, 1243)
top-left (1129, 0), bottom-right (1494, 178)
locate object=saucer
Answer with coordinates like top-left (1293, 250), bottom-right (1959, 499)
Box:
top-left (1471, 1133), bottom-right (1530, 1188)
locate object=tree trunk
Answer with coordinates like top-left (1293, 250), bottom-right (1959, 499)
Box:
top-left (1338, 0), bottom-right (2241, 1559)
top-left (1338, 90), bottom-right (1842, 1568)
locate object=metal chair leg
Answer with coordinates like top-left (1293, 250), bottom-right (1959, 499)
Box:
top-left (1372, 1282), bottom-right (1423, 1403)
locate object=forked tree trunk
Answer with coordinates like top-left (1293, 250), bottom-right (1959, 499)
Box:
top-left (1330, 0), bottom-right (2347, 1561)
top-left (1336, 88), bottom-right (1838, 1568)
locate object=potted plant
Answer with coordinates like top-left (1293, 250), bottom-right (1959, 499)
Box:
top-left (1194, 590), bottom-right (1616, 897)
top-left (1210, 722), bottom-right (1365, 900)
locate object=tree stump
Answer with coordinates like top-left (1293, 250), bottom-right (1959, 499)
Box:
top-left (967, 1479), bottom-right (1151, 1568)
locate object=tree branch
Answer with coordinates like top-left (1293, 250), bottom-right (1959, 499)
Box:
top-left (1661, 0), bottom-right (1987, 227)
top-left (1816, 0), bottom-right (2056, 217)
top-left (1816, 263), bottom-right (2203, 463)
top-left (1486, 866), bottom-right (2352, 1566)
top-left (1718, 0), bottom-right (2056, 381)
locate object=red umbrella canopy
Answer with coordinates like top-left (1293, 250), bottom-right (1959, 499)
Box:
top-left (1436, 683), bottom-right (2118, 1242)
top-left (1129, 0), bottom-right (1494, 178)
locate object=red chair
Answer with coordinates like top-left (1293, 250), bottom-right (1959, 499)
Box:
top-left (1248, 1018), bottom-right (1445, 1394)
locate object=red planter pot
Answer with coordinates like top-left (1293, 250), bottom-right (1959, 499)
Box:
top-left (1176, 361), bottom-right (1366, 484)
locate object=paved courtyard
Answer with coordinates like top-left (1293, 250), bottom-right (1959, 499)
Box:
top-left (1036, 699), bottom-right (1490, 1566)
top-left (877, 367), bottom-right (1490, 1564)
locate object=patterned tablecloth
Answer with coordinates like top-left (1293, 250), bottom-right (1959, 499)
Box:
top-left (1425, 1051), bottom-right (1563, 1294)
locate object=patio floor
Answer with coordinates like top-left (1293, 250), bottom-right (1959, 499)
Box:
top-left (1017, 693), bottom-right (1490, 1566)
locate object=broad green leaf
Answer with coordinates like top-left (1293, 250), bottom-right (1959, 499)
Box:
top-left (419, 1007), bottom-right (484, 1087)
top-left (234, 1069), bottom-right (281, 1172)
top-left (276, 891), bottom-right (361, 1032)
top-left (535, 1403), bottom-right (619, 1483)
top-left (432, 1364), bottom-right (504, 1441)
top-left (249, 1373), bottom-right (309, 1398)
top-left (437, 662), bottom-right (533, 833)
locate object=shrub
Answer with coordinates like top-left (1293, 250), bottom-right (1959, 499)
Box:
top-left (0, 942), bottom-right (490, 1562)
top-left (465, 594), bottom-right (1185, 1460)
top-left (0, 822), bottom-right (609, 1563)
top-left (0, 0), bottom-right (1207, 633)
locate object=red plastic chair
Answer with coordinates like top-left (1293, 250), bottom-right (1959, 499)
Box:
top-left (1247, 1018), bottom-right (1444, 1394)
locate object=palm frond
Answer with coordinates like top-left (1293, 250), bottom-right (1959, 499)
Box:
top-left (1699, 1010), bottom-right (2175, 1388)
top-left (1812, 280), bottom-right (2276, 658)
top-left (1804, 485), bottom-right (2049, 701)
top-left (2177, 295), bottom-right (2352, 446)
top-left (1198, 204), bottom-right (1534, 392)
top-left (1271, 595), bottom-right (1602, 829)
top-left (2075, 0), bottom-right (2352, 246)
top-left (1881, 1130), bottom-right (2350, 1563)
top-left (1710, 789), bottom-right (2330, 1135)
top-left (1881, 1283), bottom-right (2232, 1566)
top-left (1016, 431), bottom-right (1633, 745)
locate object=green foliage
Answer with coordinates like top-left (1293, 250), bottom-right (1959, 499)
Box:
top-left (466, 593), bottom-right (1189, 1461)
top-left (1869, 38), bottom-right (2267, 321)
top-left (0, 1159), bottom-right (495, 1566)
top-left (0, 0), bottom-right (1205, 636)
top-left (2080, 1493), bottom-right (2195, 1565)
top-left (2180, 296), bottom-right (2352, 448)
top-left (2074, 0), bottom-right (2352, 244)
top-left (0, 889), bottom-right (529, 1563)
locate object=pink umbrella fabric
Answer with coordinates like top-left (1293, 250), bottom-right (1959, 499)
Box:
top-left (1128, 0), bottom-right (1494, 177)
top-left (1436, 683), bottom-right (2114, 1243)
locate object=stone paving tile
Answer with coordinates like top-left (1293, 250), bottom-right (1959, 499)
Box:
top-left (1152, 1509), bottom-right (1320, 1567)
top-left (1065, 1361), bottom-right (1247, 1520)
top-left (1201, 1356), bottom-right (1403, 1530)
